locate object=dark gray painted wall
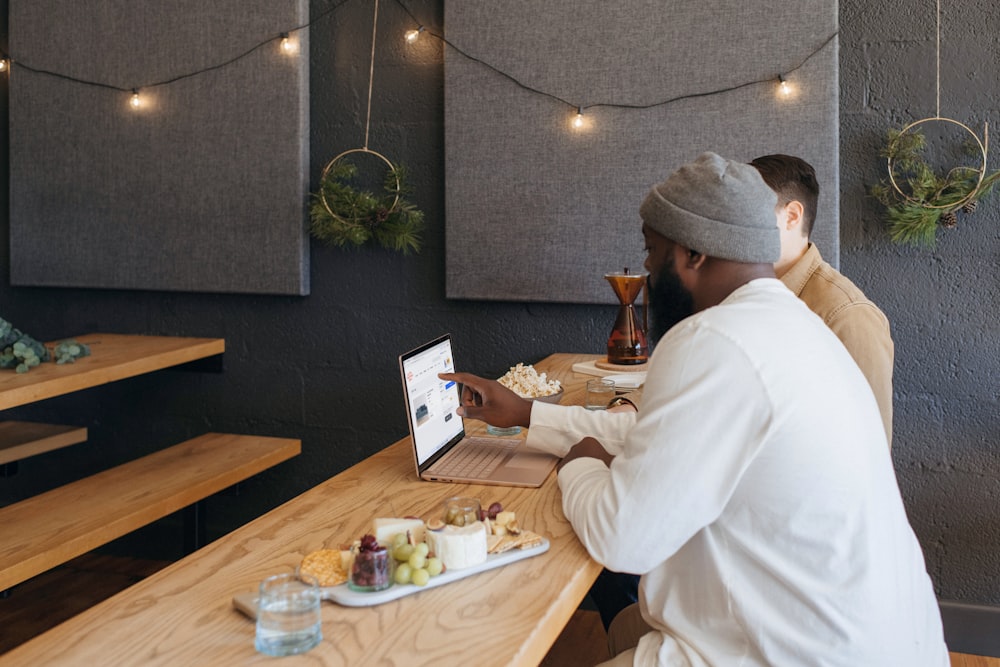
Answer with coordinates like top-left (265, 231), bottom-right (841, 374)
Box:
top-left (1, 0), bottom-right (998, 623)
top-left (840, 0), bottom-right (1000, 610)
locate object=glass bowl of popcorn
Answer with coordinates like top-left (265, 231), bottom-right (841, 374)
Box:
top-left (486, 363), bottom-right (563, 436)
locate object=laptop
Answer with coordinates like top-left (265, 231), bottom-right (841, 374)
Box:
top-left (398, 334), bottom-right (559, 487)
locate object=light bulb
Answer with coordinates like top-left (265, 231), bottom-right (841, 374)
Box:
top-left (280, 34), bottom-right (298, 55)
top-left (573, 107), bottom-right (585, 129)
top-left (0, 59), bottom-right (7, 73)
top-left (405, 26), bottom-right (425, 43)
top-left (778, 75), bottom-right (791, 97)
top-left (129, 90), bottom-right (141, 109)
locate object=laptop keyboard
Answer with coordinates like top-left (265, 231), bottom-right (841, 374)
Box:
top-left (433, 438), bottom-right (519, 478)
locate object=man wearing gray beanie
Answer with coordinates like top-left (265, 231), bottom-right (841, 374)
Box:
top-left (441, 152), bottom-right (947, 666)
top-left (639, 151), bottom-right (780, 265)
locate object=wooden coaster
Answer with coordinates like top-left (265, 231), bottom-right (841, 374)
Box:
top-left (594, 359), bottom-right (648, 372)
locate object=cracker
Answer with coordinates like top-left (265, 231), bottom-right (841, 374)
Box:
top-left (487, 529), bottom-right (543, 554)
top-left (299, 548), bottom-right (348, 587)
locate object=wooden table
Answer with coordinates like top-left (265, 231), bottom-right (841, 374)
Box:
top-left (0, 333), bottom-right (224, 463)
top-left (0, 333), bottom-right (225, 411)
top-left (0, 354), bottom-right (604, 666)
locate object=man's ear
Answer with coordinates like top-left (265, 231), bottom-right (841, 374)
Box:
top-left (783, 200), bottom-right (805, 233)
top-left (684, 247), bottom-right (707, 271)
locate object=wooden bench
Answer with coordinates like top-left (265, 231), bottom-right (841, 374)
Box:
top-left (0, 432), bottom-right (300, 592)
top-left (0, 421), bottom-right (88, 467)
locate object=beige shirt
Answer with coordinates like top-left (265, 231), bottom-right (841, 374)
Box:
top-left (780, 244), bottom-right (894, 446)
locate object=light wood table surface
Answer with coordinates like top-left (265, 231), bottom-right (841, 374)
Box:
top-left (1, 353), bottom-right (606, 666)
top-left (0, 333), bottom-right (225, 411)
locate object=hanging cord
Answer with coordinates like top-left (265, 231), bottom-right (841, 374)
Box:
top-left (364, 0), bottom-right (380, 149)
top-left (936, 0), bottom-right (941, 117)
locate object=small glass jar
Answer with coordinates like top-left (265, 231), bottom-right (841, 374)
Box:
top-left (442, 496), bottom-right (482, 527)
top-left (349, 547), bottom-right (392, 592)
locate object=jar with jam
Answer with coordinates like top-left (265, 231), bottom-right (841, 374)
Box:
top-left (348, 534), bottom-right (392, 592)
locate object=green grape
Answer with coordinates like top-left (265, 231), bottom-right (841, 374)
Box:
top-left (414, 542), bottom-right (429, 558)
top-left (392, 543), bottom-right (414, 562)
top-left (391, 533), bottom-right (408, 549)
top-left (394, 562), bottom-right (413, 585)
top-left (426, 557), bottom-right (443, 577)
top-left (411, 568), bottom-right (430, 586)
top-left (408, 552), bottom-right (426, 570)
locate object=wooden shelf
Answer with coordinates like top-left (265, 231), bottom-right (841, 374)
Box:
top-left (0, 421), bottom-right (88, 465)
top-left (0, 334), bottom-right (225, 412)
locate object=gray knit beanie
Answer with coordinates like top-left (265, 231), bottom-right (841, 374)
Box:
top-left (639, 152), bottom-right (780, 263)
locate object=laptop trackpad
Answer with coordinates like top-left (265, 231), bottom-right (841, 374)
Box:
top-left (505, 450), bottom-right (558, 469)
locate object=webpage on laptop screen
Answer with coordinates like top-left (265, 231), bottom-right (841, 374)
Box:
top-left (404, 341), bottom-right (463, 465)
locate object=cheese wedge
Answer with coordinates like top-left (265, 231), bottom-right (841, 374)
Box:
top-left (372, 517), bottom-right (426, 545)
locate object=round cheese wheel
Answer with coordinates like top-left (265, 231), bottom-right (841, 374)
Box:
top-left (426, 521), bottom-right (488, 570)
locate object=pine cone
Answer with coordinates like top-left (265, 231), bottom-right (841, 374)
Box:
top-left (940, 211), bottom-right (958, 228)
top-left (366, 207), bottom-right (390, 230)
top-left (961, 199), bottom-right (978, 215)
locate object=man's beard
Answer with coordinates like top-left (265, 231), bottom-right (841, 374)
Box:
top-left (647, 257), bottom-right (695, 344)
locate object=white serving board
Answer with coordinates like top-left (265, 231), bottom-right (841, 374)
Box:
top-left (322, 538), bottom-right (550, 607)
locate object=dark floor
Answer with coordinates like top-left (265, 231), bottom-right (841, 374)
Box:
top-left (0, 553), bottom-right (170, 655)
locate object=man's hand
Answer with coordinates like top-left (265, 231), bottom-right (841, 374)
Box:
top-left (438, 372), bottom-right (533, 428)
top-left (557, 437), bottom-right (614, 471)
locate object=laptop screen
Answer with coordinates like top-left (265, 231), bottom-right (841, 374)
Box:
top-left (400, 335), bottom-right (464, 467)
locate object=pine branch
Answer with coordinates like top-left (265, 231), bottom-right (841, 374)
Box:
top-left (309, 158), bottom-right (425, 253)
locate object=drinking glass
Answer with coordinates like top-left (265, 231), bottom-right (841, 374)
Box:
top-left (255, 573), bottom-right (322, 656)
top-left (585, 378), bottom-right (616, 410)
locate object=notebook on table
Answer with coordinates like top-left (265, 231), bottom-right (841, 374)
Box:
top-left (398, 334), bottom-right (558, 487)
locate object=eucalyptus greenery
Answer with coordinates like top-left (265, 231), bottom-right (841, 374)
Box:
top-left (309, 159), bottom-right (424, 254)
top-left (870, 126), bottom-right (1000, 247)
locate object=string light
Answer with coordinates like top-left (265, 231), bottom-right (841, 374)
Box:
top-left (778, 74), bottom-right (792, 97)
top-left (391, 0), bottom-right (830, 130)
top-left (280, 33), bottom-right (299, 55)
top-left (0, 0), bottom-right (349, 104)
top-left (405, 26), bottom-right (425, 43)
top-left (0, 0), bottom-right (828, 127)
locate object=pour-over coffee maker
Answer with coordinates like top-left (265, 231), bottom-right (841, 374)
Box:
top-left (602, 268), bottom-right (648, 367)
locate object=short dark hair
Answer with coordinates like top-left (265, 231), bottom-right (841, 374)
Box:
top-left (750, 154), bottom-right (819, 238)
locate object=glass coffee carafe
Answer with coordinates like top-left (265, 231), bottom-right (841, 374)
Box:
top-left (604, 268), bottom-right (648, 365)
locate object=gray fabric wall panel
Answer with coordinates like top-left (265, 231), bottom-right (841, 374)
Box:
top-left (9, 1), bottom-right (310, 295)
top-left (445, 0), bottom-right (838, 304)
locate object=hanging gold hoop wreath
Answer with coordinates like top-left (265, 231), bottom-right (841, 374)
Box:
top-left (319, 147), bottom-right (401, 222)
top-left (886, 117), bottom-right (987, 210)
top-left (310, 145), bottom-right (423, 254)
top-left (308, 0), bottom-right (424, 254)
top-left (871, 0), bottom-right (1000, 247)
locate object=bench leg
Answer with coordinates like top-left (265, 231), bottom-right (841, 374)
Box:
top-left (183, 501), bottom-right (207, 554)
top-left (181, 483), bottom-right (242, 553)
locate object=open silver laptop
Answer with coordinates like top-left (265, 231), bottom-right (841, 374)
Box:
top-left (398, 334), bottom-right (558, 487)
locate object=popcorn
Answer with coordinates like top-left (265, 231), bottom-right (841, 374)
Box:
top-left (497, 363), bottom-right (562, 398)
